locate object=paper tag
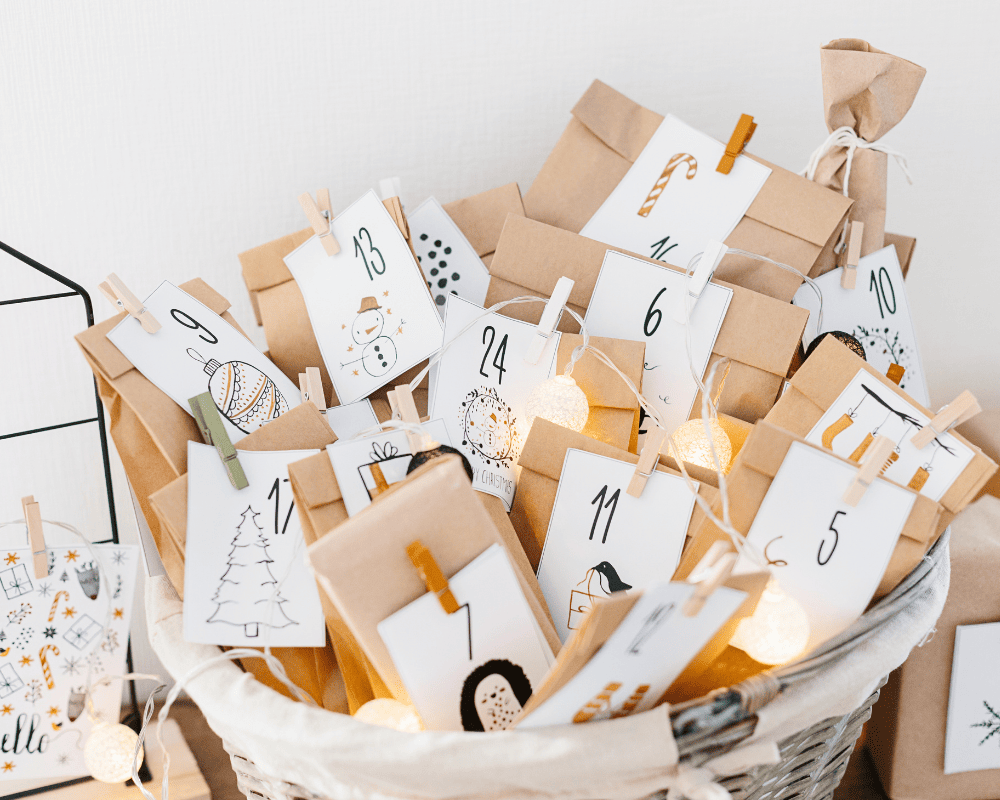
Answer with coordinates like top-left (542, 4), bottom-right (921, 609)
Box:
top-left (327, 420), bottom-right (452, 516)
top-left (183, 444), bottom-right (326, 647)
top-left (793, 245), bottom-right (929, 406)
top-left (378, 544), bottom-right (554, 731)
top-left (537, 449), bottom-right (696, 642)
top-left (429, 295), bottom-right (560, 511)
top-left (735, 442), bottom-right (915, 649)
top-left (580, 114), bottom-right (771, 268)
top-left (806, 369), bottom-right (974, 502)
top-left (408, 197), bottom-right (491, 314)
top-left (517, 581), bottom-right (747, 728)
top-left (324, 400), bottom-right (379, 441)
top-left (107, 281), bottom-right (299, 443)
top-left (945, 621), bottom-right (1000, 774)
top-left (0, 545), bottom-right (139, 782)
top-left (283, 190), bottom-right (444, 404)
top-left (584, 251), bottom-right (732, 437)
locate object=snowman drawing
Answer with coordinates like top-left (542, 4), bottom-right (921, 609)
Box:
top-left (340, 296), bottom-right (406, 378)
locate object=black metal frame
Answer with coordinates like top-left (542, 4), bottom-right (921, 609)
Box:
top-left (0, 240), bottom-right (149, 797)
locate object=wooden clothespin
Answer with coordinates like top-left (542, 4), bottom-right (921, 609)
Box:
top-left (378, 176), bottom-right (402, 204)
top-left (627, 425), bottom-right (667, 498)
top-left (20, 496), bottom-right (47, 580)
top-left (886, 363), bottom-right (905, 386)
top-left (682, 541), bottom-right (738, 617)
top-left (716, 114), bottom-right (756, 175)
top-left (299, 367), bottom-right (326, 414)
top-left (840, 221), bottom-right (865, 289)
top-left (188, 392), bottom-right (249, 489)
top-left (673, 240), bottom-right (727, 323)
top-left (298, 189), bottom-right (340, 256)
top-left (525, 276), bottom-right (574, 365)
top-left (388, 384), bottom-right (433, 454)
top-left (406, 541), bottom-right (459, 614)
top-left (843, 434), bottom-right (895, 506)
top-left (911, 391), bottom-right (981, 450)
top-left (98, 273), bottom-right (161, 333)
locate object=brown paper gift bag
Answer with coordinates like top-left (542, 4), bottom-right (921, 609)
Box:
top-left (440, 182), bottom-right (525, 269)
top-left (766, 336), bottom-right (998, 535)
top-left (807, 40), bottom-right (926, 276)
top-left (306, 455), bottom-right (561, 702)
top-left (486, 215), bottom-right (809, 425)
top-left (884, 231), bottom-right (917, 278)
top-left (956, 406), bottom-right (1000, 502)
top-left (523, 79), bottom-right (852, 302)
top-left (147, 403), bottom-right (343, 709)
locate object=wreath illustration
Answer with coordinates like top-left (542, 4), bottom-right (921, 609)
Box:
top-left (458, 387), bottom-right (521, 467)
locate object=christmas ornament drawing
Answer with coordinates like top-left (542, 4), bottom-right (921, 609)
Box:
top-left (187, 348), bottom-right (290, 434)
top-left (459, 387), bottom-right (520, 467)
top-left (340, 296), bottom-right (407, 378)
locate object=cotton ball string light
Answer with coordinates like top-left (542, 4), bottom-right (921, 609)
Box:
top-left (354, 699), bottom-right (425, 732)
top-left (729, 579), bottom-right (811, 665)
top-left (84, 720), bottom-right (142, 784)
top-left (669, 418), bottom-right (734, 472)
top-left (525, 375), bottom-right (589, 432)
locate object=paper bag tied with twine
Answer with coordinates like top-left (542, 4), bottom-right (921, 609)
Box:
top-left (523, 80), bottom-right (852, 302)
top-left (808, 39), bottom-right (926, 277)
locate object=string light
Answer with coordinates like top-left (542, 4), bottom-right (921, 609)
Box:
top-left (525, 374), bottom-right (589, 432)
top-left (669, 418), bottom-right (733, 472)
top-left (729, 578), bottom-right (811, 665)
top-left (354, 699), bottom-right (425, 732)
top-left (84, 720), bottom-right (143, 784)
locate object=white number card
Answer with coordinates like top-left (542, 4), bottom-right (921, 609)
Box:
top-left (945, 622), bottom-right (1000, 774)
top-left (580, 114), bottom-right (771, 267)
top-left (735, 442), bottom-right (916, 649)
top-left (537, 449), bottom-right (696, 642)
top-left (107, 281), bottom-right (299, 443)
top-left (793, 245), bottom-right (929, 406)
top-left (807, 370), bottom-right (974, 502)
top-left (377, 544), bottom-right (554, 732)
top-left (183, 444), bottom-right (326, 647)
top-left (429, 295), bottom-right (560, 511)
top-left (283, 190), bottom-right (444, 404)
top-left (324, 400), bottom-right (379, 442)
top-left (585, 251), bottom-right (732, 436)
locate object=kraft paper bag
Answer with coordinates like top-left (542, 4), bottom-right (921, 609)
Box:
top-left (485, 215), bottom-right (809, 425)
top-left (306, 456), bottom-right (561, 702)
top-left (440, 182), bottom-right (525, 269)
top-left (884, 231), bottom-right (917, 278)
top-left (956, 407), bottom-right (1000, 503)
top-left (808, 40), bottom-right (926, 277)
top-left (523, 79), bottom-right (852, 302)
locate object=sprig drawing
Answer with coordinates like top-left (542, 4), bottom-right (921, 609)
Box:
top-left (972, 700), bottom-right (1000, 747)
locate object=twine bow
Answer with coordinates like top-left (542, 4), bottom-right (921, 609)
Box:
top-left (802, 126), bottom-right (913, 197)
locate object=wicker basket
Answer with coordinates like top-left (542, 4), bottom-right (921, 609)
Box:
top-left (146, 532), bottom-right (949, 800)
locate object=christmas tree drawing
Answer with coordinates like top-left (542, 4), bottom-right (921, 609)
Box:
top-left (207, 506), bottom-right (296, 637)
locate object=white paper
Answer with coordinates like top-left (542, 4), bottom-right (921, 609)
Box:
top-left (945, 621), bottom-right (1000, 774)
top-left (517, 581), bottom-right (747, 728)
top-left (326, 419), bottom-right (452, 517)
top-left (107, 281), bottom-right (299, 443)
top-left (537, 449), bottom-right (696, 642)
top-left (183, 444), bottom-right (325, 647)
top-left (584, 251), bottom-right (732, 436)
top-left (0, 545), bottom-right (138, 783)
top-left (580, 114), bottom-right (771, 268)
top-left (793, 244), bottom-right (929, 406)
top-left (806, 369), bottom-right (974, 503)
top-left (324, 400), bottom-right (379, 442)
top-left (735, 442), bottom-right (916, 649)
top-left (378, 544), bottom-right (554, 732)
top-left (283, 190), bottom-right (444, 404)
top-left (408, 197), bottom-right (491, 314)
top-left (429, 295), bottom-right (560, 511)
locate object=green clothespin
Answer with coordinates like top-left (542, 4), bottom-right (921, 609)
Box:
top-left (188, 392), bottom-right (249, 490)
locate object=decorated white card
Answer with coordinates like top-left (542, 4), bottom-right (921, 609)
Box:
top-left (537, 449), bottom-right (696, 643)
top-left (326, 419), bottom-right (452, 517)
top-left (0, 544), bottom-right (138, 783)
top-left (324, 400), bottom-right (380, 442)
top-left (734, 442), bottom-right (915, 649)
top-left (429, 295), bottom-right (560, 511)
top-left (378, 544), bottom-right (554, 732)
top-left (580, 114), bottom-right (771, 268)
top-left (806, 370), bottom-right (974, 502)
top-left (107, 281), bottom-right (299, 443)
top-left (408, 197), bottom-right (491, 313)
top-left (517, 581), bottom-right (747, 728)
top-left (283, 190), bottom-right (444, 404)
top-left (183, 443), bottom-right (325, 647)
top-left (793, 245), bottom-right (929, 406)
top-left (945, 622), bottom-right (1000, 774)
top-left (584, 251), bottom-right (732, 437)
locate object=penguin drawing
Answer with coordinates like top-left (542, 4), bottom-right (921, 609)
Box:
top-left (592, 561), bottom-right (632, 595)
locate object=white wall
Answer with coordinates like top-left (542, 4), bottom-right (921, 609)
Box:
top-left (2, 1), bottom-right (998, 686)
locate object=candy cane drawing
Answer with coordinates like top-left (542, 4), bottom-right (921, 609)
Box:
top-left (39, 645), bottom-right (59, 690)
top-left (637, 153), bottom-right (697, 218)
top-left (48, 590), bottom-right (70, 623)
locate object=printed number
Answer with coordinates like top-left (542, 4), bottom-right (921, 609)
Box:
top-left (869, 267), bottom-right (897, 319)
top-left (353, 227), bottom-right (386, 280)
top-left (589, 485), bottom-right (621, 544)
top-left (644, 289), bottom-right (667, 337)
top-left (267, 478), bottom-right (296, 536)
top-left (170, 309), bottom-right (218, 344)
top-left (650, 236), bottom-right (678, 261)
top-left (818, 511), bottom-right (844, 566)
top-left (478, 325), bottom-right (508, 384)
